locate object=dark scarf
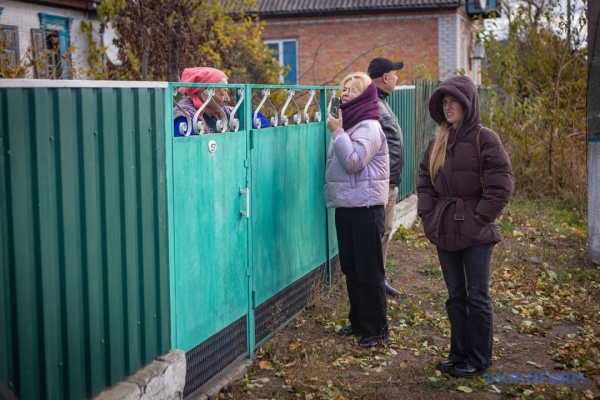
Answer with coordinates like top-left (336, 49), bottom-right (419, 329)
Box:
top-left (340, 81), bottom-right (380, 131)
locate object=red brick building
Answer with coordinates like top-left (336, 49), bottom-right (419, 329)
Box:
top-left (257, 0), bottom-right (498, 86)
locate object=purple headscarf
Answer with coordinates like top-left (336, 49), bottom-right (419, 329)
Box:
top-left (340, 81), bottom-right (380, 131)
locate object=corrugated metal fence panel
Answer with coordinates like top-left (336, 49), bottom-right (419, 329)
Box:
top-left (0, 86), bottom-right (170, 400)
top-left (250, 122), bottom-right (328, 307)
top-left (388, 86), bottom-right (416, 201)
top-left (414, 81), bottom-right (439, 184)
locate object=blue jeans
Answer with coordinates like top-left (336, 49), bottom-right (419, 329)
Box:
top-left (437, 243), bottom-right (495, 370)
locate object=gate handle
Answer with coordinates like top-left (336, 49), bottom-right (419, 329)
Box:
top-left (240, 187), bottom-right (250, 218)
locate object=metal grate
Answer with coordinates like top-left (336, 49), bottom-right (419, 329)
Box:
top-left (331, 255), bottom-right (341, 284)
top-left (184, 317), bottom-right (247, 398)
top-left (255, 264), bottom-right (327, 345)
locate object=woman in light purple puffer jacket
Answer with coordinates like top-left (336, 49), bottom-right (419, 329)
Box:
top-left (325, 72), bottom-right (390, 349)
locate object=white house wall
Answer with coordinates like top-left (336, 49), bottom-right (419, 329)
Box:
top-left (0, 0), bottom-right (101, 78)
top-left (437, 11), bottom-right (482, 84)
top-left (437, 12), bottom-right (460, 80)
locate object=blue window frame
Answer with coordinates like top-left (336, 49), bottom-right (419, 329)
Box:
top-left (32, 13), bottom-right (73, 79)
top-left (265, 39), bottom-right (298, 84)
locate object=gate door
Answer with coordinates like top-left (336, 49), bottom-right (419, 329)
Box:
top-left (170, 130), bottom-right (249, 390)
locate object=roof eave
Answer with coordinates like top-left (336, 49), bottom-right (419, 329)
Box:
top-left (257, 5), bottom-right (460, 19)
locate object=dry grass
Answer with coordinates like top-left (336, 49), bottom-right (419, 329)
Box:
top-left (223, 198), bottom-right (600, 399)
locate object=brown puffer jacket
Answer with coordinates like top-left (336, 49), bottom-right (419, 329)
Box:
top-left (417, 76), bottom-right (514, 251)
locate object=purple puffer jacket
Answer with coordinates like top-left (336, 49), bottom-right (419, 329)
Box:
top-left (325, 119), bottom-right (390, 208)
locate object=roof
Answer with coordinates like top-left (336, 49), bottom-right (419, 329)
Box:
top-left (256, 0), bottom-right (461, 18)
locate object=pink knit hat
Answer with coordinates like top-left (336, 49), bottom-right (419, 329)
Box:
top-left (179, 67), bottom-right (227, 109)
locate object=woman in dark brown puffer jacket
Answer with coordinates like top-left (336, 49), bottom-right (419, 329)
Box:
top-left (417, 75), bottom-right (514, 378)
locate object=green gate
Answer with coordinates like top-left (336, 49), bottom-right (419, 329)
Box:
top-left (167, 84), bottom-right (335, 396)
top-left (167, 84), bottom-right (252, 397)
top-left (249, 117), bottom-right (328, 346)
top-left (170, 131), bottom-right (250, 351)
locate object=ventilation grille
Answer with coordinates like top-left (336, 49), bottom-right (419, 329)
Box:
top-left (184, 317), bottom-right (247, 398)
top-left (331, 254), bottom-right (342, 285)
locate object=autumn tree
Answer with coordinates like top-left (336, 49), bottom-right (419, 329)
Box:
top-left (479, 0), bottom-right (587, 208)
top-left (93, 0), bottom-right (282, 84)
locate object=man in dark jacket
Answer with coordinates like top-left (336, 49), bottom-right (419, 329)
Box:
top-left (368, 57), bottom-right (405, 297)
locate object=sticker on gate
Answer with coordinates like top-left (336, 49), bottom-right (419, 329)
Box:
top-left (208, 140), bottom-right (217, 154)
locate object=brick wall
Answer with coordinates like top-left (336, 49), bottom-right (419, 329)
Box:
top-left (262, 10), bottom-right (482, 86)
top-left (0, 0), bottom-right (101, 78)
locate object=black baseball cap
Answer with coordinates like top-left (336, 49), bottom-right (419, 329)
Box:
top-left (368, 58), bottom-right (404, 79)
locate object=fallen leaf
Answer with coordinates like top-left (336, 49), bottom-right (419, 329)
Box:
top-left (456, 386), bottom-right (473, 393)
top-left (259, 360), bottom-right (273, 370)
top-left (289, 340), bottom-right (302, 350)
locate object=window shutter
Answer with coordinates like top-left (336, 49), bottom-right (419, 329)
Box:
top-left (31, 28), bottom-right (50, 79)
top-left (0, 26), bottom-right (19, 68)
top-left (58, 31), bottom-right (69, 78)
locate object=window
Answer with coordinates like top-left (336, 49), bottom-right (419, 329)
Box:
top-left (32, 13), bottom-right (73, 79)
top-left (265, 39), bottom-right (298, 84)
top-left (0, 25), bottom-right (19, 68)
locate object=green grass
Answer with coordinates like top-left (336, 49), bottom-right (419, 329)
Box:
top-left (501, 197), bottom-right (587, 235)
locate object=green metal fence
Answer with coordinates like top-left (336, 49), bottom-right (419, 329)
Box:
top-left (1, 80), bottom-right (418, 400)
top-left (0, 81), bottom-right (171, 400)
top-left (414, 80), bottom-right (439, 183)
top-left (387, 85), bottom-right (416, 202)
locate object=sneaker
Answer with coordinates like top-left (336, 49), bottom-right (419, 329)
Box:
top-left (449, 362), bottom-right (485, 378)
top-left (435, 359), bottom-right (461, 372)
top-left (337, 325), bottom-right (360, 337)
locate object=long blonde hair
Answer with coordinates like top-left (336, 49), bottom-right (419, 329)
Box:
top-left (429, 121), bottom-right (453, 184)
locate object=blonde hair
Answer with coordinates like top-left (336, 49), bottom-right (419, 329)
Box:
top-left (429, 122), bottom-right (452, 184)
top-left (340, 72), bottom-right (372, 94)
top-left (429, 93), bottom-right (467, 183)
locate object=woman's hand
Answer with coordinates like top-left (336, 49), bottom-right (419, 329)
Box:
top-left (326, 109), bottom-right (343, 133)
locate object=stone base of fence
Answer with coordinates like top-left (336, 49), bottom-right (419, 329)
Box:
top-left (393, 194), bottom-right (418, 233)
top-left (93, 350), bottom-right (186, 400)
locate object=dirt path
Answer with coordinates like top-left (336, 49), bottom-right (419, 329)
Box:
top-left (223, 206), bottom-right (599, 399)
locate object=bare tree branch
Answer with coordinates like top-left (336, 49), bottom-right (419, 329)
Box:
top-left (319, 37), bottom-right (410, 86)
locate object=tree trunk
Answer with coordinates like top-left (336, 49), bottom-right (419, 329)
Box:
top-left (588, 0), bottom-right (600, 260)
top-left (142, 28), bottom-right (151, 81)
top-left (168, 32), bottom-right (179, 82)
